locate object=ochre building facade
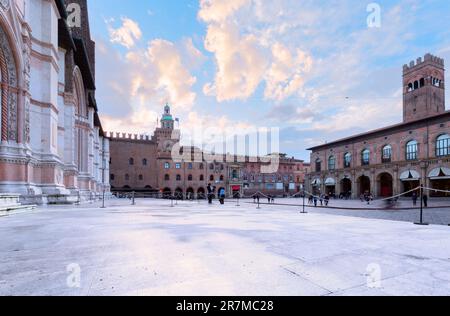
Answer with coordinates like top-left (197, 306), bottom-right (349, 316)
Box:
top-left (109, 105), bottom-right (306, 199)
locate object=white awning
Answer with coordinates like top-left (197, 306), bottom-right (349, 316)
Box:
top-left (400, 170), bottom-right (421, 181)
top-left (429, 167), bottom-right (450, 178)
top-left (325, 178), bottom-right (336, 186)
top-left (312, 179), bottom-right (322, 186)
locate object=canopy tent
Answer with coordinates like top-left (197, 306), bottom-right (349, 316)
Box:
top-left (311, 179), bottom-right (322, 186)
top-left (400, 170), bottom-right (421, 181)
top-left (325, 178), bottom-right (336, 186)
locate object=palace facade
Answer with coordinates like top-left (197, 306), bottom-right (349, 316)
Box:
top-left (0, 0), bottom-right (110, 204)
top-left (109, 104), bottom-right (306, 199)
top-left (307, 54), bottom-right (450, 198)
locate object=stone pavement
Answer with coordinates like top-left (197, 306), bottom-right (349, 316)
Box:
top-left (252, 198), bottom-right (450, 226)
top-left (1, 199), bottom-right (450, 296)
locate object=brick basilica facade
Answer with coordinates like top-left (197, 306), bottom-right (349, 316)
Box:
top-left (109, 104), bottom-right (307, 199)
top-left (307, 54), bottom-right (450, 198)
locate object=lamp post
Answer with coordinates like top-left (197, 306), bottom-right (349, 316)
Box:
top-left (301, 184), bottom-right (308, 214)
top-left (415, 183), bottom-right (429, 226)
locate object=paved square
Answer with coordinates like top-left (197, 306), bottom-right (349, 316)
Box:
top-left (1, 199), bottom-right (450, 296)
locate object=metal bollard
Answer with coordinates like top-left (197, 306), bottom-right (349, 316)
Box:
top-left (132, 191), bottom-right (136, 205)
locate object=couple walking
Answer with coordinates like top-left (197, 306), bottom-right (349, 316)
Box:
top-left (207, 183), bottom-right (226, 205)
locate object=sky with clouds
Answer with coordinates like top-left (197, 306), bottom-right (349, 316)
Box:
top-left (87, 0), bottom-right (450, 161)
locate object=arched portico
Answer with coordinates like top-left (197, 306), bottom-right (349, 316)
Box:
top-left (377, 172), bottom-right (393, 197)
top-left (357, 175), bottom-right (371, 196)
top-left (428, 167), bottom-right (450, 197)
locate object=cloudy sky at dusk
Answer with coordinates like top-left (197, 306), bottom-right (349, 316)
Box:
top-left (87, 0), bottom-right (450, 161)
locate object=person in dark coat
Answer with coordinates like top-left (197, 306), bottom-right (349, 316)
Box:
top-left (423, 194), bottom-right (429, 208)
top-left (412, 192), bottom-right (418, 206)
top-left (207, 183), bottom-right (215, 204)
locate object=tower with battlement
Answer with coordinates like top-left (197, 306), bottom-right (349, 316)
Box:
top-left (403, 53), bottom-right (445, 123)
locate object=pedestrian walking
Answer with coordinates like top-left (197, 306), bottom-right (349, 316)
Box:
top-left (423, 194), bottom-right (429, 208)
top-left (207, 183), bottom-right (215, 204)
top-left (218, 187), bottom-right (226, 205)
top-left (412, 192), bottom-right (418, 206)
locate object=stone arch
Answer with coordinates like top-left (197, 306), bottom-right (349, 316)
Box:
top-left (73, 66), bottom-right (87, 118)
top-left (357, 175), bottom-right (371, 196)
top-left (73, 67), bottom-right (88, 173)
top-left (377, 172), bottom-right (393, 197)
top-left (0, 15), bottom-right (22, 143)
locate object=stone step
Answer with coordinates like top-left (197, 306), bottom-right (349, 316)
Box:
top-left (0, 205), bottom-right (36, 217)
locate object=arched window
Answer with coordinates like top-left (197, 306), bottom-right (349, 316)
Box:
top-left (138, 175), bottom-right (143, 181)
top-left (176, 175), bottom-right (182, 181)
top-left (414, 81), bottom-right (419, 90)
top-left (315, 159), bottom-right (322, 172)
top-left (188, 174), bottom-right (193, 181)
top-left (209, 164), bottom-right (214, 170)
top-left (328, 156), bottom-right (336, 170)
top-left (382, 145), bottom-right (392, 163)
top-left (110, 174), bottom-right (115, 181)
top-left (419, 78), bottom-right (425, 88)
top-left (344, 153), bottom-right (352, 168)
top-left (210, 175), bottom-right (215, 182)
top-left (407, 83), bottom-right (413, 92)
top-left (125, 174), bottom-right (130, 181)
top-left (200, 175), bottom-right (204, 181)
top-left (220, 175), bottom-right (224, 181)
top-left (164, 174), bottom-right (170, 181)
top-left (142, 159), bottom-right (148, 166)
top-left (164, 162), bottom-right (170, 169)
top-left (129, 158), bottom-right (134, 165)
top-left (361, 149), bottom-right (370, 166)
top-left (199, 163), bottom-right (204, 170)
top-left (436, 134), bottom-right (450, 157)
top-left (406, 140), bottom-right (418, 161)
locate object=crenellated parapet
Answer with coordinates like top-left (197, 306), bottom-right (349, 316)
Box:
top-left (106, 131), bottom-right (152, 142)
top-left (403, 53), bottom-right (445, 75)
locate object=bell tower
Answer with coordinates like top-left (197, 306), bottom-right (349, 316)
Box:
top-left (403, 53), bottom-right (445, 123)
top-left (160, 103), bottom-right (174, 130)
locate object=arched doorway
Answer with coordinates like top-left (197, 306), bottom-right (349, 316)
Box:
top-left (340, 178), bottom-right (352, 198)
top-left (400, 170), bottom-right (420, 196)
top-left (197, 187), bottom-right (206, 199)
top-left (186, 187), bottom-right (195, 200)
top-left (325, 178), bottom-right (336, 197)
top-left (358, 176), bottom-right (371, 196)
top-left (162, 187), bottom-right (172, 199)
top-left (429, 167), bottom-right (450, 197)
top-left (175, 187), bottom-right (184, 200)
top-left (378, 173), bottom-right (393, 197)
